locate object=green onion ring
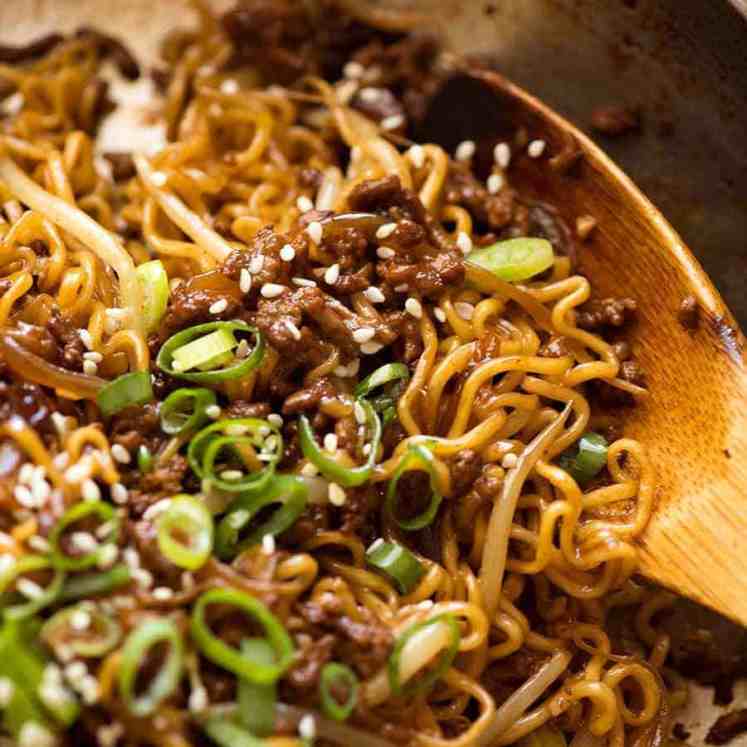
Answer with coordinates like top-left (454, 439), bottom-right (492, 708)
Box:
top-left (365, 541), bottom-right (425, 595)
top-left (354, 362), bottom-right (410, 399)
top-left (385, 445), bottom-right (443, 531)
top-left (319, 662), bottom-right (358, 721)
top-left (58, 564), bottom-right (131, 603)
top-left (238, 638), bottom-right (277, 736)
top-left (157, 494), bottom-right (214, 570)
top-left (48, 500), bottom-right (119, 571)
top-left (202, 718), bottom-right (265, 747)
top-left (41, 604), bottom-right (122, 658)
top-left (97, 371), bottom-right (154, 417)
top-left (160, 387), bottom-right (217, 435)
top-left (0, 554), bottom-right (64, 621)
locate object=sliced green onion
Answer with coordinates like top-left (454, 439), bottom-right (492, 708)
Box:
top-left (188, 418), bottom-right (282, 494)
top-left (160, 387), bottom-right (217, 435)
top-left (202, 718), bottom-right (265, 747)
top-left (365, 541), bottom-right (425, 595)
top-left (41, 604), bottom-right (122, 658)
top-left (354, 363), bottom-right (410, 399)
top-left (0, 555), bottom-right (64, 621)
top-left (298, 399), bottom-right (381, 487)
top-left (191, 588), bottom-right (294, 685)
top-left (58, 564), bottom-right (131, 603)
top-left (136, 259), bottom-right (169, 333)
top-left (520, 723), bottom-right (568, 747)
top-left (49, 500), bottom-right (119, 571)
top-left (215, 475), bottom-right (308, 560)
top-left (320, 662), bottom-right (358, 722)
top-left (118, 619), bottom-right (183, 717)
top-left (97, 371), bottom-right (154, 417)
top-left (238, 638), bottom-right (276, 737)
top-left (385, 445), bottom-right (443, 531)
top-left (157, 494), bottom-right (213, 570)
top-left (467, 237), bottom-right (554, 282)
top-left (157, 321), bottom-right (264, 384)
top-left (137, 444), bottom-right (154, 473)
top-left (388, 614), bottom-right (460, 697)
top-left (558, 432), bottom-right (608, 485)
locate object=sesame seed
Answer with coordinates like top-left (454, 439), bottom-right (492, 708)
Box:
top-left (328, 483), bottom-right (347, 507)
top-left (111, 444), bottom-right (131, 464)
top-left (80, 675), bottom-right (99, 704)
top-left (209, 298), bottom-right (228, 315)
top-left (280, 244), bottom-right (296, 262)
top-left (353, 327), bottom-right (376, 344)
top-left (14, 484), bottom-right (37, 508)
top-left (261, 534), bottom-right (276, 555)
top-left (394, 284), bottom-right (409, 293)
top-left (377, 246), bottom-right (395, 260)
top-left (19, 722), bottom-right (55, 747)
top-left (0, 677), bottom-right (14, 708)
top-left (220, 79), bottom-right (239, 94)
top-left (17, 578), bottom-right (44, 600)
top-left (65, 463), bottom-right (87, 484)
top-left (97, 723), bottom-right (124, 747)
top-left (97, 544), bottom-right (118, 568)
top-left (83, 351), bottom-right (103, 363)
top-left (361, 341), bottom-right (384, 355)
top-left (70, 531), bottom-right (98, 554)
top-left (111, 482), bottom-right (129, 504)
top-left (376, 222), bottom-right (397, 240)
top-left (261, 283), bottom-right (286, 298)
top-left (494, 142), bottom-right (511, 169)
top-left (362, 443), bottom-right (372, 456)
top-left (19, 463), bottom-right (34, 484)
top-left (306, 221), bottom-right (323, 244)
top-left (83, 359), bottom-right (98, 375)
top-left (324, 263), bottom-right (340, 285)
top-left (189, 686), bottom-right (208, 713)
top-left (299, 714), bottom-right (317, 741)
top-left (354, 401), bottom-right (367, 424)
top-left (53, 453), bottom-right (69, 470)
top-left (249, 255), bottom-right (265, 274)
top-left (576, 214), bottom-right (597, 240)
top-left (381, 114), bottom-right (404, 131)
top-left (364, 286), bottom-right (386, 303)
top-left (487, 173), bottom-right (504, 194)
top-left (405, 297), bottom-right (423, 319)
top-left (455, 139), bottom-right (476, 161)
top-left (152, 587), bottom-right (174, 600)
top-left (407, 144), bottom-right (425, 169)
top-left (220, 470), bottom-right (244, 481)
top-left (0, 555), bottom-right (15, 575)
top-left (133, 568), bottom-right (153, 589)
top-left (70, 609), bottom-right (91, 631)
top-left (296, 196), bottom-right (313, 213)
top-left (205, 404), bottom-right (221, 419)
top-left (123, 548), bottom-right (141, 568)
top-left (28, 535), bottom-right (51, 553)
top-left (434, 307), bottom-right (447, 323)
top-left (292, 276), bottom-right (317, 287)
top-left (343, 60), bottom-right (365, 79)
top-left (239, 268), bottom-right (252, 293)
top-left (358, 86), bottom-right (382, 103)
top-left (456, 231), bottom-right (473, 255)
top-left (81, 479), bottom-right (100, 502)
top-left (143, 498), bottom-right (172, 521)
top-left (502, 452), bottom-right (519, 469)
top-left (323, 433), bottom-right (338, 453)
top-left (79, 329), bottom-right (93, 350)
top-left (284, 320), bottom-right (302, 340)
top-left (454, 302), bottom-right (475, 321)
top-left (300, 462), bottom-right (319, 477)
top-left (236, 339), bottom-right (250, 358)
top-left (150, 171), bottom-right (168, 187)
top-left (268, 413), bottom-right (283, 427)
top-left (528, 139), bottom-right (546, 158)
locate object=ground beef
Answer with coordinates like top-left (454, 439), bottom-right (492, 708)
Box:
top-left (126, 518), bottom-right (182, 585)
top-left (706, 710), bottom-right (747, 746)
top-left (0, 34), bottom-right (65, 63)
top-left (620, 358), bottom-right (645, 387)
top-left (444, 163), bottom-right (516, 230)
top-left (282, 378), bottom-right (337, 416)
top-left (0, 381), bottom-right (58, 431)
top-left (287, 634), bottom-right (336, 690)
top-left (74, 28), bottom-right (140, 80)
top-left (590, 105), bottom-right (640, 136)
top-left (103, 152), bottom-right (136, 181)
top-left (47, 313), bottom-right (86, 371)
top-left (450, 449), bottom-right (481, 497)
top-left (576, 297), bottom-right (638, 330)
top-left (221, 400), bottom-right (272, 419)
top-left (539, 335), bottom-right (572, 358)
top-left (351, 86), bottom-right (406, 132)
top-left (109, 403), bottom-right (162, 454)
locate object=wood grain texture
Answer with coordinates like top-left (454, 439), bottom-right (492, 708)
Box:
top-left (463, 68), bottom-right (747, 624)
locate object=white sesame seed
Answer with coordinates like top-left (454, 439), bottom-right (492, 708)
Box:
top-left (13, 484), bottom-right (37, 508)
top-left (17, 578), bottom-right (44, 600)
top-left (70, 609), bottom-right (91, 631)
top-left (70, 531), bottom-right (98, 554)
top-left (455, 139), bottom-right (476, 161)
top-left (394, 284), bottom-right (409, 293)
top-left (205, 404), bottom-right (221, 419)
top-left (306, 221), bottom-right (323, 244)
top-left (0, 677), bottom-right (14, 708)
top-left (83, 359), bottom-right (98, 376)
top-left (261, 534), bottom-right (276, 555)
top-left (434, 307), bottom-right (447, 323)
top-left (283, 320), bottom-right (302, 340)
top-left (209, 298), bottom-right (228, 315)
top-left (261, 283), bottom-right (286, 298)
top-left (296, 196), bottom-right (314, 213)
top-left (343, 60), bottom-right (365, 79)
top-left (249, 255), bottom-right (265, 274)
top-left (292, 276), bottom-right (317, 287)
top-left (405, 297), bottom-right (423, 319)
top-left (150, 171), bottom-right (168, 187)
top-left (97, 723), bottom-right (124, 747)
top-left (81, 479), bottom-right (100, 502)
top-left (300, 462), bottom-right (319, 477)
top-left (377, 246), bottom-right (395, 260)
top-left (354, 401), bottom-right (367, 424)
top-left (133, 568), bottom-right (153, 589)
top-left (239, 268), bottom-right (252, 294)
top-left (364, 286), bottom-right (386, 303)
top-left (528, 139), bottom-right (547, 158)
top-left (19, 463), bottom-right (35, 484)
top-left (456, 231), bottom-right (473, 255)
top-left (143, 498), bottom-right (172, 521)
top-left (19, 722), bottom-right (55, 747)
top-left (328, 483), bottom-right (347, 507)
top-left (220, 79), bottom-right (239, 95)
top-left (407, 144), bottom-right (426, 169)
top-left (83, 351), bottom-right (103, 363)
top-left (268, 413), bottom-right (283, 427)
top-left (65, 463), bottom-right (88, 484)
top-left (487, 173), bottom-right (505, 194)
top-left (454, 302), bottom-right (475, 321)
top-left (111, 444), bottom-right (131, 464)
top-left (376, 222), bottom-right (397, 240)
top-left (353, 327), bottom-right (376, 344)
top-left (123, 547), bottom-right (141, 569)
top-left (235, 339), bottom-right (250, 358)
top-left (0, 554), bottom-right (15, 575)
top-left (111, 483), bottom-right (129, 504)
top-left (53, 452), bottom-right (69, 470)
top-left (280, 244), bottom-right (296, 262)
top-left (28, 535), bottom-right (51, 553)
top-left (358, 86), bottom-right (382, 103)
top-left (220, 469), bottom-right (244, 481)
top-left (299, 714), bottom-right (317, 741)
top-left (502, 452), bottom-right (519, 469)
top-left (323, 433), bottom-right (338, 453)
top-left (152, 587), bottom-right (174, 600)
top-left (79, 329), bottom-right (93, 350)
top-left (381, 114), bottom-right (404, 131)
top-left (494, 142), bottom-right (511, 169)
top-left (188, 686), bottom-right (208, 713)
top-left (362, 443), bottom-right (372, 456)
top-left (361, 341), bottom-right (384, 355)
top-left (80, 675), bottom-right (99, 704)
top-left (97, 543), bottom-right (118, 568)
top-left (576, 214), bottom-right (597, 240)
top-left (324, 263), bottom-right (340, 285)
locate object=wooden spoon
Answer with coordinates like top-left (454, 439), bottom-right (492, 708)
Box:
top-left (420, 67), bottom-right (747, 624)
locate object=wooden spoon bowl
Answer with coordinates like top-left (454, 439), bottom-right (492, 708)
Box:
top-left (419, 68), bottom-right (747, 624)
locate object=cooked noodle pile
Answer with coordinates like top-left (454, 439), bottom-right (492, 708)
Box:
top-left (0, 3), bottom-right (685, 747)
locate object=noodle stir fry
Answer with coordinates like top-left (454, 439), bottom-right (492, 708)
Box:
top-left (0, 2), bottom-right (683, 746)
